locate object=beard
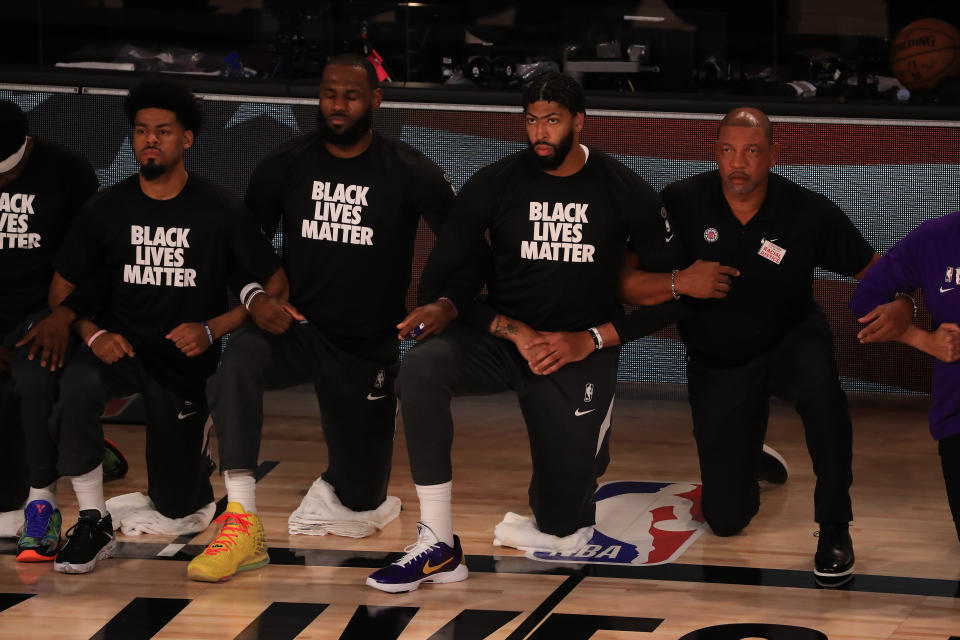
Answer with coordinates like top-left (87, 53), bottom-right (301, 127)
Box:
top-left (317, 107), bottom-right (373, 146)
top-left (723, 172), bottom-right (758, 195)
top-left (527, 129), bottom-right (575, 170)
top-left (139, 158), bottom-right (166, 181)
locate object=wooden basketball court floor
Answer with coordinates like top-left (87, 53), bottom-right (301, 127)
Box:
top-left (1, 386), bottom-right (959, 640)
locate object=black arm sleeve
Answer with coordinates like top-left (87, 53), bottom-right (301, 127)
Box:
top-left (226, 200), bottom-right (282, 292)
top-left (60, 268), bottom-right (109, 318)
top-left (406, 157), bottom-right (487, 310)
top-left (815, 194), bottom-right (876, 277)
top-left (234, 155), bottom-right (286, 294)
top-left (417, 173), bottom-right (497, 311)
top-left (55, 204), bottom-right (99, 287)
top-left (609, 171), bottom-right (689, 342)
top-left (243, 155), bottom-right (286, 243)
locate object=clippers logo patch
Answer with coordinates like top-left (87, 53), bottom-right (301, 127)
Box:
top-left (529, 480), bottom-right (705, 566)
top-left (584, 383), bottom-right (594, 403)
top-left (703, 228), bottom-right (719, 242)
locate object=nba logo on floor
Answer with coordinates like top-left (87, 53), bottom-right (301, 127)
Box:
top-left (531, 481), bottom-right (705, 566)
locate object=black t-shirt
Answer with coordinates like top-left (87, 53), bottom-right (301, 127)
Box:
top-left (420, 148), bottom-right (679, 338)
top-left (57, 174), bottom-right (280, 399)
top-left (0, 139), bottom-right (98, 333)
top-left (244, 131), bottom-right (455, 360)
top-left (662, 171), bottom-right (875, 366)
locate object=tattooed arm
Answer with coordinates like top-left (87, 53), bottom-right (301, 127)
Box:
top-left (489, 313), bottom-right (551, 370)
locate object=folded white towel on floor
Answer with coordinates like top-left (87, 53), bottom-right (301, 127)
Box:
top-left (493, 511), bottom-right (593, 554)
top-left (0, 508), bottom-right (23, 538)
top-left (106, 492), bottom-right (215, 536)
top-left (288, 477), bottom-right (400, 538)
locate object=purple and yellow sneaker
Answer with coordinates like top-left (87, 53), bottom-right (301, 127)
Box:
top-left (16, 500), bottom-right (61, 562)
top-left (366, 522), bottom-right (468, 593)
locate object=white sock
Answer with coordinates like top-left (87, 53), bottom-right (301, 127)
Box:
top-left (27, 481), bottom-right (58, 510)
top-left (224, 469), bottom-right (257, 513)
top-left (416, 481), bottom-right (453, 547)
top-left (70, 465), bottom-right (106, 517)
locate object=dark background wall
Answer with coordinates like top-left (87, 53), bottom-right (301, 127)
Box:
top-left (3, 83), bottom-right (953, 395)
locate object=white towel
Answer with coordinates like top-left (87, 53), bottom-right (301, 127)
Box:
top-left (288, 477), bottom-right (400, 538)
top-left (493, 512), bottom-right (593, 554)
top-left (106, 492), bottom-right (215, 536)
top-left (0, 508), bottom-right (23, 538)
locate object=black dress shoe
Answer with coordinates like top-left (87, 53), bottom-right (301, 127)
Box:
top-left (814, 523), bottom-right (855, 580)
top-left (757, 444), bottom-right (789, 485)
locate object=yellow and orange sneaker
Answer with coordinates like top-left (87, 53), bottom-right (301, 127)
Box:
top-left (187, 502), bottom-right (268, 582)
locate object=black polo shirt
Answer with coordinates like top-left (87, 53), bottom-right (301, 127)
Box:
top-left (662, 171), bottom-right (874, 366)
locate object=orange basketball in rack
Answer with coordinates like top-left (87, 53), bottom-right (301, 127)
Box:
top-left (890, 18), bottom-right (960, 91)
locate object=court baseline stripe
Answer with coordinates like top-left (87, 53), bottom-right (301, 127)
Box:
top-left (504, 575), bottom-right (583, 640)
top-left (234, 601), bottom-right (328, 640)
top-left (3, 537), bottom-right (957, 600)
top-left (102, 545), bottom-right (960, 600)
top-left (427, 610), bottom-right (522, 640)
top-left (0, 592), bottom-right (35, 613)
top-left (87, 596), bottom-right (190, 640)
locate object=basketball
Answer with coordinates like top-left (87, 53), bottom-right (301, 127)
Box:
top-left (890, 18), bottom-right (960, 91)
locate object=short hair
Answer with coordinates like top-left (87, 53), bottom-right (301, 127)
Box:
top-left (324, 53), bottom-right (379, 89)
top-left (718, 107), bottom-right (773, 144)
top-left (521, 72), bottom-right (586, 115)
top-left (0, 100), bottom-right (28, 160)
top-left (124, 79), bottom-right (202, 134)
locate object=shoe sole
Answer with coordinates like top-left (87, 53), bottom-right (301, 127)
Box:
top-left (53, 537), bottom-right (117, 574)
top-left (16, 549), bottom-right (57, 563)
top-left (759, 444), bottom-right (789, 485)
top-left (366, 563), bottom-right (469, 594)
top-left (187, 553), bottom-right (270, 583)
top-left (813, 563), bottom-right (854, 578)
top-left (814, 571), bottom-right (855, 588)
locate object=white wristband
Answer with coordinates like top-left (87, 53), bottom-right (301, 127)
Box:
top-left (588, 327), bottom-right (603, 351)
top-left (86, 329), bottom-right (107, 348)
top-left (240, 282), bottom-right (265, 308)
top-left (244, 289), bottom-right (266, 311)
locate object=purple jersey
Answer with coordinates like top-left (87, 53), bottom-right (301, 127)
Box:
top-left (850, 211), bottom-right (960, 440)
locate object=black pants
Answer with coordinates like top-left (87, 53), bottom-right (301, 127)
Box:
top-left (686, 308), bottom-right (853, 536)
top-left (939, 432), bottom-right (960, 541)
top-left (399, 322), bottom-right (619, 538)
top-left (50, 347), bottom-right (213, 519)
top-left (8, 310), bottom-right (82, 493)
top-left (208, 321), bottom-right (397, 512)
top-left (0, 316), bottom-right (29, 512)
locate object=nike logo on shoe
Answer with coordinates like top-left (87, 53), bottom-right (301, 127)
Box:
top-left (574, 408), bottom-right (595, 416)
top-left (422, 556), bottom-right (453, 574)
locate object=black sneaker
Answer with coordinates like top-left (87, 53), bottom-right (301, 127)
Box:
top-left (814, 523), bottom-right (855, 586)
top-left (757, 444), bottom-right (789, 485)
top-left (53, 510), bottom-right (117, 574)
